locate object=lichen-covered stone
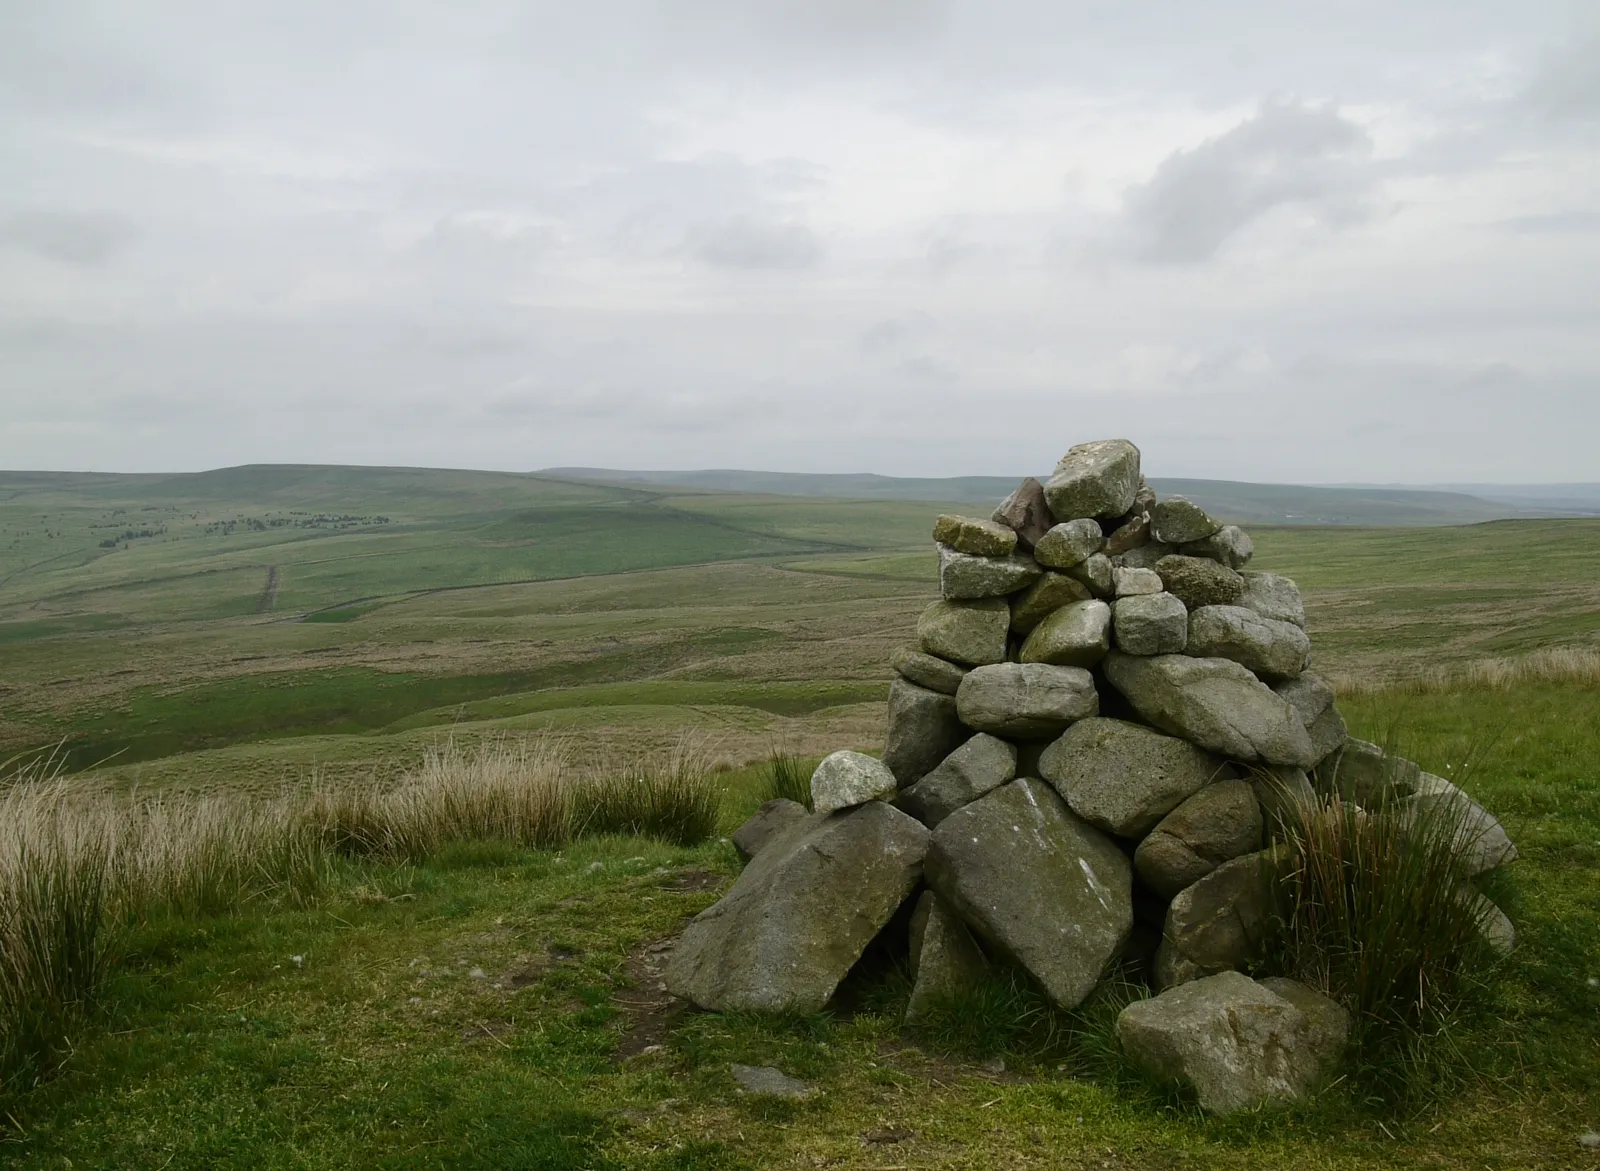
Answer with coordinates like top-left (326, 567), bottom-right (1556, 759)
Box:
top-left (810, 749), bottom-right (898, 815)
top-left (1019, 599), bottom-right (1112, 668)
top-left (883, 678), bottom-right (968, 788)
top-left (1154, 851), bottom-right (1277, 988)
top-left (991, 477), bottom-right (1053, 550)
top-left (1034, 519), bottom-right (1104, 569)
top-left (1134, 780), bottom-right (1264, 898)
top-left (1039, 716), bottom-right (1230, 838)
top-left (917, 597), bottom-right (1009, 666)
top-left (1113, 566), bottom-right (1163, 596)
top-left (1238, 571), bottom-right (1305, 627)
top-left (955, 662), bottom-right (1099, 739)
top-left (1187, 605), bottom-right (1311, 681)
top-left (933, 514), bottom-right (1018, 556)
top-left (938, 546), bottom-right (1042, 600)
top-left (1272, 672), bottom-right (1346, 764)
top-left (1068, 552), bottom-right (1114, 598)
top-left (1155, 555), bottom-right (1246, 610)
top-left (1151, 496), bottom-right (1221, 545)
top-left (1010, 572), bottom-right (1093, 635)
top-left (731, 799), bottom-right (809, 863)
top-left (1044, 439), bottom-right (1142, 521)
top-left (666, 802), bottom-right (929, 1013)
top-left (906, 890), bottom-right (989, 1023)
top-left (1182, 525), bottom-right (1254, 570)
top-left (926, 778), bottom-right (1132, 1009)
top-left (891, 646), bottom-right (968, 695)
top-left (896, 733), bottom-right (1017, 828)
top-left (1103, 652), bottom-right (1318, 767)
top-left (1111, 592), bottom-right (1188, 655)
top-left (1313, 738), bottom-right (1422, 805)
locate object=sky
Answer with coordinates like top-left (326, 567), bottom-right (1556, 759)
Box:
top-left (1, 1), bottom-right (1597, 482)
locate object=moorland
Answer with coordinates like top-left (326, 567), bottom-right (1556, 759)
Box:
top-left (0, 464), bottom-right (1596, 1169)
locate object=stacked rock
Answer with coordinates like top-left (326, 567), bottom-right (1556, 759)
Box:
top-left (666, 438), bottom-right (1517, 1113)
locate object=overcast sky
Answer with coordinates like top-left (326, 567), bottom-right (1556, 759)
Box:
top-left (2, 1), bottom-right (1597, 482)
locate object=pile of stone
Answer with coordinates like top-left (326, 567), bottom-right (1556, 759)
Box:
top-left (665, 439), bottom-right (1517, 1113)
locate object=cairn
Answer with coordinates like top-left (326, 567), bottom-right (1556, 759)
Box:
top-left (666, 439), bottom-right (1517, 1112)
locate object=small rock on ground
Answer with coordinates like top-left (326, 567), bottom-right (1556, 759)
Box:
top-left (730, 1064), bottom-right (816, 1098)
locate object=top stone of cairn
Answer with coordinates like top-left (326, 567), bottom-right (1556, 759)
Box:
top-left (1043, 439), bottom-right (1142, 521)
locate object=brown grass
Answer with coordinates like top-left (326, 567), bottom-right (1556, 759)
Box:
top-left (1329, 645), bottom-right (1600, 697)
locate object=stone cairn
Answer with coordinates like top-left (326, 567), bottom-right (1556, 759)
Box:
top-left (666, 438), bottom-right (1518, 1113)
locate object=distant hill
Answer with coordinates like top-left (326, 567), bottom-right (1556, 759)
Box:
top-left (544, 468), bottom-right (1535, 526)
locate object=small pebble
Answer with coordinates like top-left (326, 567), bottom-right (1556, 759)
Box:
top-left (1580, 1132), bottom-right (1600, 1150)
top-left (408, 997), bottom-right (422, 1006)
top-left (587, 862), bottom-right (604, 873)
top-left (981, 1056), bottom-right (1006, 1074)
top-left (468, 967), bottom-right (487, 980)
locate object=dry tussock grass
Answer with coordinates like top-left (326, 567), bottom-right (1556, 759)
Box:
top-left (1330, 645), bottom-right (1600, 697)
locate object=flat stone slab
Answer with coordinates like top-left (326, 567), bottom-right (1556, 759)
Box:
top-left (933, 514), bottom-right (1017, 556)
top-left (918, 597), bottom-right (1009, 667)
top-left (938, 546), bottom-right (1042, 600)
top-left (926, 778), bottom-right (1132, 1009)
top-left (956, 662), bottom-right (1099, 739)
top-left (732, 798), bottom-right (809, 863)
top-left (666, 802), bottom-right (929, 1013)
top-left (731, 1064), bottom-right (816, 1098)
top-left (891, 646), bottom-right (968, 695)
top-left (1155, 555), bottom-right (1245, 610)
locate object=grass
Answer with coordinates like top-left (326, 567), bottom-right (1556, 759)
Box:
top-left (759, 749), bottom-right (813, 810)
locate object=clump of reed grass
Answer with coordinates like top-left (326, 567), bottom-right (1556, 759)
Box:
top-left (1260, 781), bottom-right (1503, 1099)
top-left (1331, 644), bottom-right (1600, 697)
top-left (760, 748), bottom-right (812, 811)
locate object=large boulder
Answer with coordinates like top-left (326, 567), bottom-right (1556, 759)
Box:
top-left (1181, 525), bottom-right (1254, 570)
top-left (891, 646), bottom-right (968, 695)
top-left (1116, 971), bottom-right (1347, 1114)
top-left (1313, 738), bottom-right (1422, 805)
top-left (1039, 717), bottom-right (1230, 838)
top-left (1155, 555), bottom-right (1245, 609)
top-left (896, 733), bottom-right (1017, 828)
top-left (666, 803), bottom-right (929, 1013)
top-left (1153, 851), bottom-right (1276, 988)
top-left (933, 514), bottom-right (1017, 557)
top-left (1405, 773), bottom-right (1518, 876)
top-left (1019, 599), bottom-right (1112, 668)
top-left (1102, 652), bottom-right (1318, 767)
top-left (1187, 605), bottom-right (1311, 681)
top-left (731, 798), bottom-right (809, 863)
top-left (1044, 439), bottom-right (1142, 521)
top-left (991, 477), bottom-right (1053, 550)
top-left (1271, 673), bottom-right (1347, 765)
top-left (1034, 519), bottom-right (1104, 569)
top-left (918, 597), bottom-right (1009, 666)
top-left (810, 750), bottom-right (898, 815)
top-left (938, 546), bottom-right (1042, 600)
top-left (1238, 571), bottom-right (1305, 628)
top-left (1134, 780), bottom-right (1264, 898)
top-left (883, 678), bottom-right (968, 787)
top-left (1010, 572), bottom-right (1093, 635)
top-left (1150, 496), bottom-right (1220, 546)
top-left (926, 778), bottom-right (1132, 1009)
top-left (955, 662), bottom-right (1099, 739)
top-left (1111, 592), bottom-right (1188, 655)
top-left (905, 890), bottom-right (989, 1023)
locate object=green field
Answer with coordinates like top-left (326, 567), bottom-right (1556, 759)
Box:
top-left (2, 465), bottom-right (1598, 1169)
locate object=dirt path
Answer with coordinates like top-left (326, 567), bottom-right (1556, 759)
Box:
top-left (255, 566), bottom-right (279, 613)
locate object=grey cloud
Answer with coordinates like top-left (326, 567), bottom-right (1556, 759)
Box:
top-left (1492, 211), bottom-right (1600, 235)
top-left (0, 210), bottom-right (136, 265)
top-left (1524, 34), bottom-right (1600, 122)
top-left (686, 216), bottom-right (823, 269)
top-left (1120, 101), bottom-right (1377, 263)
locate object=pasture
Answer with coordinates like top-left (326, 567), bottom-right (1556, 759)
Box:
top-left (0, 466), bottom-right (1597, 1169)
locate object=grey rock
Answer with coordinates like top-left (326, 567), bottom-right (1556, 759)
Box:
top-left (891, 646), bottom-right (968, 695)
top-left (1009, 572), bottom-right (1093, 635)
top-left (1111, 592), bottom-right (1189, 655)
top-left (1187, 605), bottom-right (1311, 681)
top-left (730, 1064), bottom-right (816, 1098)
top-left (1306, 706), bottom-right (1349, 766)
top-left (918, 597), bottom-right (1010, 667)
top-left (1182, 525), bottom-right (1254, 570)
top-left (732, 798), bottom-right (810, 863)
top-left (810, 749), bottom-right (898, 815)
top-left (1467, 890), bottom-right (1516, 956)
top-left (1154, 851), bottom-right (1277, 987)
top-left (906, 890), bottom-right (989, 1023)
top-left (1155, 555), bottom-right (1246, 609)
top-left (1103, 510), bottom-right (1151, 557)
top-left (1238, 571), bottom-right (1305, 628)
top-left (1113, 566), bottom-right (1163, 596)
top-left (1113, 541), bottom-right (1176, 571)
top-left (883, 678), bottom-right (968, 787)
top-left (1019, 599), bottom-right (1112, 668)
top-left (1034, 519), bottom-right (1105, 569)
top-left (926, 778), bottom-right (1132, 1009)
top-left (955, 662), bottom-right (1099, 739)
top-left (991, 477), bottom-right (1053, 550)
top-left (938, 546), bottom-right (1042, 600)
top-left (1039, 717), bottom-right (1230, 838)
top-left (1313, 738), bottom-right (1422, 805)
top-left (1257, 977), bottom-right (1352, 1069)
top-left (1068, 552), bottom-right (1114, 598)
top-left (1151, 496), bottom-right (1221, 545)
top-left (1043, 439), bottom-right (1143, 521)
top-left (1250, 765), bottom-right (1316, 832)
top-left (1404, 773), bottom-right (1518, 875)
top-left (897, 733), bottom-right (1017, 827)
top-left (666, 802), bottom-right (929, 1013)
top-left (1272, 673), bottom-right (1348, 764)
top-left (1103, 652), bottom-right (1318, 767)
top-left (1135, 780), bottom-right (1264, 898)
top-left (933, 513), bottom-right (1017, 556)
top-left (1117, 971), bottom-right (1345, 1114)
